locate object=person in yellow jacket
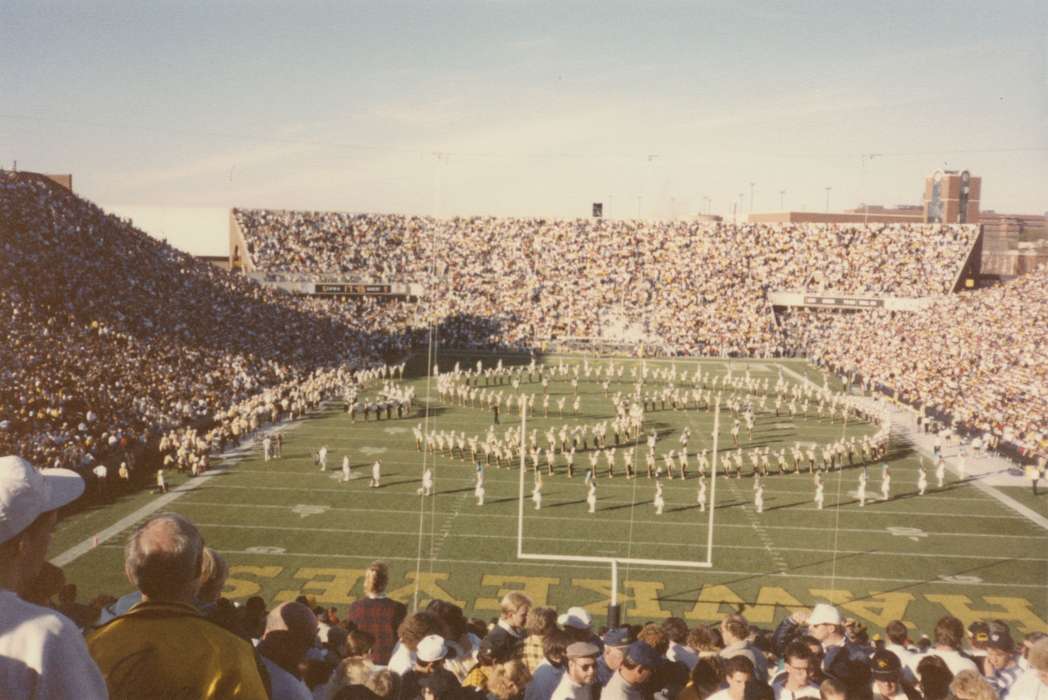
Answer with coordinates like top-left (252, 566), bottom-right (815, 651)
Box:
top-left (87, 513), bottom-right (270, 699)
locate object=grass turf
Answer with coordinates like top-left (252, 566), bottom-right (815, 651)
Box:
top-left (55, 355), bottom-right (1048, 636)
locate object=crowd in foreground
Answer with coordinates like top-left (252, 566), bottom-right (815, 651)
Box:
top-left (3, 455), bottom-right (1046, 700)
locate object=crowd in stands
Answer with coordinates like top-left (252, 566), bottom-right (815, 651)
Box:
top-left (235, 209), bottom-right (978, 357)
top-left (0, 172), bottom-right (420, 474)
top-left (2, 457), bottom-right (1046, 699)
top-left (779, 267), bottom-right (1048, 458)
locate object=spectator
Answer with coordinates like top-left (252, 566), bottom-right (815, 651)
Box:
top-left (390, 612), bottom-right (445, 675)
top-left (707, 654), bottom-right (755, 700)
top-left (524, 627), bottom-right (572, 700)
top-left (925, 616), bottom-right (979, 676)
top-left (915, 655), bottom-right (953, 700)
top-left (550, 642), bottom-right (600, 700)
top-left (598, 628), bottom-right (636, 687)
top-left (677, 657), bottom-right (723, 700)
top-left (483, 592), bottom-right (532, 661)
top-left (982, 622), bottom-right (1021, 697)
top-left (257, 602), bottom-right (321, 700)
top-left (602, 641), bottom-right (660, 700)
top-left (771, 641), bottom-right (820, 699)
top-left (87, 512), bottom-right (269, 698)
top-left (348, 562), bottom-right (409, 666)
top-left (719, 614), bottom-right (768, 683)
top-left (948, 670), bottom-right (999, 700)
top-left (0, 454), bottom-right (107, 700)
top-left (524, 607), bottom-right (560, 673)
top-left (1006, 635), bottom-right (1048, 698)
top-left (868, 649), bottom-right (919, 700)
top-left (664, 618), bottom-right (699, 671)
top-left (397, 634), bottom-right (462, 700)
top-left (488, 660), bottom-right (533, 700)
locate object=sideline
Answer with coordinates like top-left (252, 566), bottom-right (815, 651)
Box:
top-left (50, 421), bottom-right (301, 568)
top-left (777, 364), bottom-right (1048, 532)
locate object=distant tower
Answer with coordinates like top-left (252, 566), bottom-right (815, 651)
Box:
top-left (924, 170), bottom-right (980, 224)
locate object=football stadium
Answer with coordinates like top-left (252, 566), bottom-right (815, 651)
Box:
top-left (2, 4), bottom-right (1046, 699)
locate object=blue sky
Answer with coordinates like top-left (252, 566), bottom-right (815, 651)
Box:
top-left (2, 1), bottom-right (1046, 254)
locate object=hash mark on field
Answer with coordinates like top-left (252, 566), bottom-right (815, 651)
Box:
top-left (723, 477), bottom-right (789, 572)
top-left (430, 492), bottom-right (469, 559)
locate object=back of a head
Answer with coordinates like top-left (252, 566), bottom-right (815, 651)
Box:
top-left (363, 561), bottom-right (389, 596)
top-left (885, 619), bottom-right (908, 646)
top-left (525, 606), bottom-right (558, 637)
top-left (689, 657), bottom-right (723, 698)
top-left (499, 591), bottom-right (531, 617)
top-left (124, 513), bottom-right (204, 602)
top-left (426, 598), bottom-right (467, 640)
top-left (487, 659), bottom-right (532, 700)
top-left (263, 601), bottom-right (319, 661)
top-left (917, 654), bottom-right (954, 699)
top-left (638, 622), bottom-right (670, 655)
top-left (196, 547), bottom-right (229, 605)
top-left (398, 611), bottom-right (442, 651)
top-left (686, 624), bottom-right (719, 653)
top-left (661, 617), bottom-right (689, 645)
top-left (722, 614), bottom-right (749, 644)
top-left (948, 669), bottom-right (998, 700)
top-left (933, 615), bottom-right (965, 650)
top-left (542, 627), bottom-right (572, 664)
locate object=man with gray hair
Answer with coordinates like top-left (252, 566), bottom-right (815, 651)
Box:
top-left (87, 512), bottom-right (269, 699)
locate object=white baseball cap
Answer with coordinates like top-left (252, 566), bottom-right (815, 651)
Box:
top-left (558, 606), bottom-right (593, 630)
top-left (808, 603), bottom-right (842, 627)
top-left (0, 455), bottom-right (84, 544)
top-left (416, 634), bottom-right (448, 662)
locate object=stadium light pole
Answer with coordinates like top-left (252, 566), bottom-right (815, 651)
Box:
top-left (861, 153), bottom-right (882, 226)
top-left (824, 187), bottom-right (832, 213)
top-left (749, 182), bottom-right (755, 212)
top-left (779, 190), bottom-right (786, 210)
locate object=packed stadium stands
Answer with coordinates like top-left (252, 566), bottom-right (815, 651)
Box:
top-left (781, 267), bottom-right (1048, 455)
top-left (0, 172), bottom-right (410, 471)
top-left (235, 208), bottom-right (979, 358)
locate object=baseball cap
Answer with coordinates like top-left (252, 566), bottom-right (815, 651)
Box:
top-left (558, 606), bottom-right (593, 630)
top-left (566, 641), bottom-right (600, 658)
top-left (0, 455), bottom-right (84, 544)
top-left (625, 640), bottom-right (661, 668)
top-left (985, 628), bottom-right (1010, 649)
top-left (808, 603), bottom-right (841, 627)
top-left (603, 627), bottom-right (635, 647)
top-left (969, 620), bottom-right (990, 643)
top-left (416, 634), bottom-right (448, 662)
top-left (869, 649), bottom-right (901, 681)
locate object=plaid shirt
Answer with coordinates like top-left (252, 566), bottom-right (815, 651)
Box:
top-left (346, 596), bottom-right (407, 666)
top-left (523, 634), bottom-right (546, 673)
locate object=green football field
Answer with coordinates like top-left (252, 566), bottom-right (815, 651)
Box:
top-left (52, 354), bottom-right (1048, 638)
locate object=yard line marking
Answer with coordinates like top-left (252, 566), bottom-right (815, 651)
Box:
top-left (203, 477), bottom-right (998, 504)
top-left (188, 523), bottom-right (1047, 564)
top-left (85, 544), bottom-right (1045, 589)
top-left (181, 487), bottom-right (1027, 520)
top-left (177, 501), bottom-right (1045, 538)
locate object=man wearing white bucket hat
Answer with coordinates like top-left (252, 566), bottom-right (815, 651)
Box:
top-left (0, 454), bottom-right (107, 699)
